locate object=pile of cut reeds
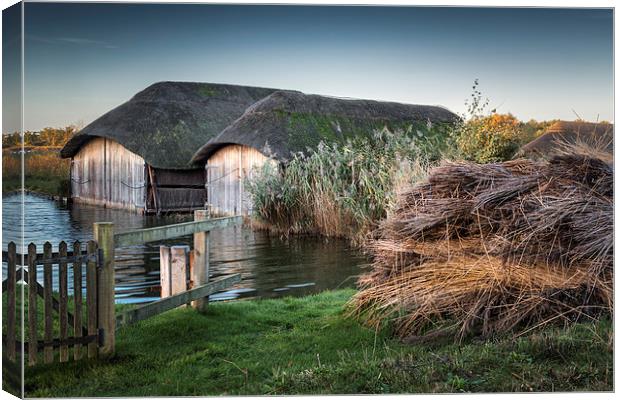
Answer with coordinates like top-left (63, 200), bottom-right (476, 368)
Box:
top-left (350, 145), bottom-right (613, 342)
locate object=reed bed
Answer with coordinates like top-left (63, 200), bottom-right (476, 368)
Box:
top-left (2, 149), bottom-right (70, 195)
top-left (350, 145), bottom-right (613, 342)
top-left (246, 129), bottom-right (436, 244)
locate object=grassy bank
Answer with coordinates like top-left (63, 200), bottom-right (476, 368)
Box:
top-left (24, 290), bottom-right (612, 396)
top-left (2, 148), bottom-right (70, 196)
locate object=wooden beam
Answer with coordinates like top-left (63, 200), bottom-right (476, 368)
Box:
top-left (147, 165), bottom-right (159, 214)
top-left (116, 274), bottom-right (241, 329)
top-left (3, 334), bottom-right (99, 353)
top-left (114, 216), bottom-right (241, 247)
top-left (1, 250), bottom-right (93, 266)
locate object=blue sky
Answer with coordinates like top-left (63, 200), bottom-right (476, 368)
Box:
top-left (2, 3), bottom-right (614, 133)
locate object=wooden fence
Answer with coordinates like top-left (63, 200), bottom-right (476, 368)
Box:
top-left (2, 213), bottom-right (241, 363)
top-left (2, 240), bottom-right (102, 365)
top-left (112, 213), bottom-right (242, 330)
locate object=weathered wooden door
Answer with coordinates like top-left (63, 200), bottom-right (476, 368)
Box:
top-left (206, 144), bottom-right (275, 216)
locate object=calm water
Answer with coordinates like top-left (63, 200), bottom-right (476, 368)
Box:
top-left (2, 193), bottom-right (369, 304)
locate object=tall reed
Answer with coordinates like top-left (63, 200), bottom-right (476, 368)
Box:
top-left (246, 128), bottom-right (441, 243)
top-left (2, 149), bottom-right (70, 195)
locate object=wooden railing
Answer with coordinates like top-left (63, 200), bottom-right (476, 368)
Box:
top-left (116, 274), bottom-right (241, 328)
top-left (114, 216), bottom-right (242, 247)
top-left (101, 211), bottom-right (242, 353)
top-left (2, 212), bottom-right (241, 361)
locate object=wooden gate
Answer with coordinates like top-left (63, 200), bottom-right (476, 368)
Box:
top-left (2, 240), bottom-right (103, 365)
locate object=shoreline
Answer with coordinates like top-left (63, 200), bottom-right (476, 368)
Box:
top-left (2, 188), bottom-right (69, 202)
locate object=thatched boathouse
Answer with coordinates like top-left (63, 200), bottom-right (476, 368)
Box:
top-left (61, 82), bottom-right (276, 213)
top-left (190, 90), bottom-right (458, 216)
top-left (519, 120), bottom-right (614, 159)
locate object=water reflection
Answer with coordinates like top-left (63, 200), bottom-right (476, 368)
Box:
top-left (2, 193), bottom-right (369, 304)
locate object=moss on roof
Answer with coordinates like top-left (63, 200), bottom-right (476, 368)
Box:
top-left (62, 82), bottom-right (458, 168)
top-left (60, 81), bottom-right (278, 169)
top-left (191, 91), bottom-right (459, 163)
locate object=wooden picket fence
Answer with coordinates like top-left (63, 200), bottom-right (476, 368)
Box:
top-left (2, 240), bottom-right (103, 365)
top-left (2, 213), bottom-right (242, 365)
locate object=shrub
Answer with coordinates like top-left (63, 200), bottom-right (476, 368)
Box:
top-left (449, 79), bottom-right (535, 163)
top-left (455, 113), bottom-right (525, 163)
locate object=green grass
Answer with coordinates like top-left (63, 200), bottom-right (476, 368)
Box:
top-left (20, 289), bottom-right (612, 396)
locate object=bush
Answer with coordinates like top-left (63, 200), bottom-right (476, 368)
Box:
top-left (455, 113), bottom-right (525, 163)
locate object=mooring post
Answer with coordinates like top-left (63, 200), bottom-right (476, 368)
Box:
top-left (161, 245), bottom-right (189, 301)
top-left (94, 222), bottom-right (115, 357)
top-left (171, 246), bottom-right (189, 297)
top-left (192, 209), bottom-right (210, 312)
top-left (159, 246), bottom-right (172, 298)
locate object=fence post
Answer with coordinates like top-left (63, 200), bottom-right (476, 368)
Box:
top-left (160, 245), bottom-right (189, 300)
top-left (171, 246), bottom-right (189, 298)
top-left (160, 246), bottom-right (172, 298)
top-left (192, 209), bottom-right (210, 312)
top-left (94, 222), bottom-right (115, 357)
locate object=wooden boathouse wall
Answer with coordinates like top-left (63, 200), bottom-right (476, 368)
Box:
top-left (71, 137), bottom-right (146, 212)
top-left (70, 137), bottom-right (206, 213)
top-left (206, 144), bottom-right (277, 216)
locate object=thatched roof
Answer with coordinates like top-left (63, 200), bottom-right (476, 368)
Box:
top-left (519, 121), bottom-right (614, 158)
top-left (191, 91), bottom-right (458, 163)
top-left (60, 82), bottom-right (278, 169)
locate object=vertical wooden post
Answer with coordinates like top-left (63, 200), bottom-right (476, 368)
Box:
top-left (27, 243), bottom-right (38, 366)
top-left (6, 242), bottom-right (16, 361)
top-left (43, 242), bottom-right (53, 364)
top-left (160, 245), bottom-right (188, 301)
top-left (170, 246), bottom-right (188, 297)
top-left (86, 241), bottom-right (99, 358)
top-left (192, 209), bottom-right (210, 312)
top-left (58, 241), bottom-right (69, 362)
top-left (94, 222), bottom-right (115, 357)
top-left (238, 146), bottom-right (243, 214)
top-left (159, 246), bottom-right (171, 298)
top-left (73, 241), bottom-right (83, 361)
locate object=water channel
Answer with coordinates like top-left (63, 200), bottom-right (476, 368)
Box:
top-left (2, 193), bottom-right (369, 304)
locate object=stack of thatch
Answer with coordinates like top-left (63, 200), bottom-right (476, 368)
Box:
top-left (351, 146), bottom-right (613, 342)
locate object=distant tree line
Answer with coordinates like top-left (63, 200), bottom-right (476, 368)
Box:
top-left (2, 125), bottom-right (79, 148)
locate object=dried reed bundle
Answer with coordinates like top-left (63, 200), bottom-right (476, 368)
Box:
top-left (351, 145), bottom-right (613, 341)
